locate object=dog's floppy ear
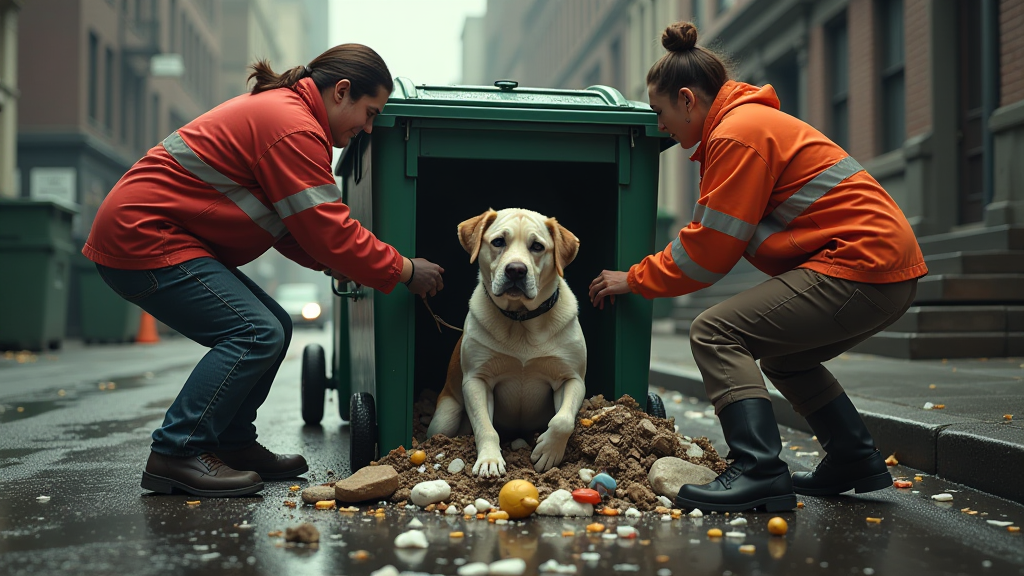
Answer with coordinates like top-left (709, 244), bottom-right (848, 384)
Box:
top-left (458, 209), bottom-right (498, 263)
top-left (545, 218), bottom-right (580, 277)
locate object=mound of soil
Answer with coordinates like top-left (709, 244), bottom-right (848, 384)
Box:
top-left (372, 394), bottom-right (727, 511)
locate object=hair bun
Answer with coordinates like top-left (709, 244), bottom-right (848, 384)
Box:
top-left (662, 21), bottom-right (698, 52)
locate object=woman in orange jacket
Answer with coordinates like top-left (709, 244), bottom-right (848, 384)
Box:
top-left (84, 45), bottom-right (444, 497)
top-left (589, 22), bottom-right (927, 513)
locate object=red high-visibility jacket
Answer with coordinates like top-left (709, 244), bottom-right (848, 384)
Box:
top-left (83, 77), bottom-right (404, 293)
top-left (627, 81), bottom-right (927, 299)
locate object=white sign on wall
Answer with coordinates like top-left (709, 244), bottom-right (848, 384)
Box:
top-left (30, 167), bottom-right (78, 208)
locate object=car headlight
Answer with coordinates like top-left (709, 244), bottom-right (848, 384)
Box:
top-left (301, 303), bottom-right (321, 320)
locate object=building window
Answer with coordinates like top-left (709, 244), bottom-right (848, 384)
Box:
top-left (879, 0), bottom-right (905, 153)
top-left (105, 47), bottom-right (115, 131)
top-left (827, 14), bottom-right (849, 149)
top-left (88, 32), bottom-right (99, 121)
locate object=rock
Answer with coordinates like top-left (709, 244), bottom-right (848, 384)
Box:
top-left (639, 418), bottom-right (658, 438)
top-left (410, 480), bottom-right (451, 507)
top-left (447, 458), bottom-right (466, 474)
top-left (510, 438), bottom-right (529, 450)
top-left (490, 558), bottom-right (527, 575)
top-left (657, 495), bottom-right (673, 508)
top-left (445, 504), bottom-right (460, 515)
top-left (625, 482), bottom-right (655, 505)
top-left (457, 562), bottom-right (490, 576)
top-left (650, 433), bottom-right (676, 457)
top-left (609, 434), bottom-right (621, 445)
top-left (370, 566), bottom-right (400, 576)
top-left (394, 530), bottom-right (428, 548)
top-left (685, 443), bottom-right (705, 459)
top-left (578, 468), bottom-right (595, 484)
top-left (463, 504), bottom-right (478, 516)
top-left (595, 445), bottom-right (621, 468)
top-left (648, 457), bottom-right (719, 498)
top-left (335, 465), bottom-right (400, 503)
top-left (284, 523), bottom-right (319, 543)
top-left (536, 489), bottom-right (595, 517)
top-left (474, 498), bottom-right (492, 512)
top-left (301, 484), bottom-right (336, 504)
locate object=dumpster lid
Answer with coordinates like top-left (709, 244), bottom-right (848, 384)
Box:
top-left (377, 78), bottom-right (659, 127)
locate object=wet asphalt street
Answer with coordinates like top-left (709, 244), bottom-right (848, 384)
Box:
top-left (1, 327), bottom-right (1023, 576)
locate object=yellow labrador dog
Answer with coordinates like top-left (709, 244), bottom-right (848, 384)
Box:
top-left (426, 208), bottom-right (587, 477)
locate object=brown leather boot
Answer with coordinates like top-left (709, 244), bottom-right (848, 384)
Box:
top-left (141, 452), bottom-right (263, 497)
top-left (215, 442), bottom-right (308, 480)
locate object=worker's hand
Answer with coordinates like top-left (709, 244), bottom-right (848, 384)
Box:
top-left (588, 270), bottom-right (630, 310)
top-left (405, 257), bottom-right (445, 298)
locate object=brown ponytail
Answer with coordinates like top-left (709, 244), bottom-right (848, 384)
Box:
top-left (647, 21), bottom-right (730, 103)
top-left (248, 43), bottom-right (394, 99)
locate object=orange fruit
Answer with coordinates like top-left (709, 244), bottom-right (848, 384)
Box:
top-left (767, 517), bottom-right (788, 535)
top-left (498, 479), bottom-right (540, 519)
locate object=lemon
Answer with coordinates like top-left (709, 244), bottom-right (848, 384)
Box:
top-left (498, 479), bottom-right (540, 519)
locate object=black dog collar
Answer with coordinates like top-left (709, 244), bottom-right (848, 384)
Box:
top-left (489, 287), bottom-right (560, 322)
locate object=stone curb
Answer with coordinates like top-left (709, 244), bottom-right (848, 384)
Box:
top-left (649, 362), bottom-right (1024, 505)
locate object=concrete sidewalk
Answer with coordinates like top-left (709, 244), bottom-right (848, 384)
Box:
top-left (647, 322), bottom-right (1024, 505)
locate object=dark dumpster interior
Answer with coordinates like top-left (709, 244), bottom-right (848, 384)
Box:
top-left (412, 157), bottom-right (630, 407)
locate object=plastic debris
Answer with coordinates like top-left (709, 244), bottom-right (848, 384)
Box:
top-left (866, 517), bottom-right (883, 523)
top-left (986, 520), bottom-right (1014, 527)
top-left (884, 454), bottom-right (899, 466)
top-left (729, 517), bottom-right (748, 526)
top-left (571, 488), bottom-right (602, 504)
top-left (35, 496), bottom-right (51, 503)
top-left (688, 508), bottom-right (703, 518)
top-left (589, 472), bottom-right (618, 496)
top-left (932, 493), bottom-right (954, 502)
top-left (893, 480), bottom-right (913, 488)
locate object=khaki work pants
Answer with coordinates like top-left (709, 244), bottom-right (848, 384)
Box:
top-left (690, 268), bottom-right (918, 417)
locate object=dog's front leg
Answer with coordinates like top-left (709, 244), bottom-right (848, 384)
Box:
top-left (531, 377), bottom-right (586, 472)
top-left (463, 376), bottom-right (505, 477)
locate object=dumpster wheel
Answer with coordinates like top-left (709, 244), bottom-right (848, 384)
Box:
top-left (300, 344), bottom-right (327, 425)
top-left (349, 392), bottom-right (378, 472)
top-left (646, 391), bottom-right (667, 419)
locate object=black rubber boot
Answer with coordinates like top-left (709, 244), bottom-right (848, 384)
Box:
top-left (792, 392), bottom-right (892, 496)
top-left (675, 398), bottom-right (796, 513)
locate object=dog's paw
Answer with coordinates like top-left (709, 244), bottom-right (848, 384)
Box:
top-left (531, 429), bottom-right (569, 472)
top-left (472, 450), bottom-right (506, 478)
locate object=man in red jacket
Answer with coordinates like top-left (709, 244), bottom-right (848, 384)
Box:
top-left (84, 44), bottom-right (444, 497)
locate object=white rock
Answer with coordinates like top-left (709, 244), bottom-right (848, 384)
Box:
top-left (463, 504), bottom-right (478, 516)
top-left (617, 526), bottom-right (638, 538)
top-left (931, 493), bottom-right (954, 502)
top-left (538, 558), bottom-right (578, 573)
top-left (579, 468), bottom-right (596, 484)
top-left (580, 552), bottom-right (601, 562)
top-left (370, 565), bottom-right (400, 576)
top-left (661, 514), bottom-right (672, 521)
top-left (394, 530), bottom-right (428, 548)
top-left (410, 480), bottom-right (451, 507)
top-left (602, 533), bottom-right (618, 540)
top-left (729, 517), bottom-right (747, 526)
top-left (433, 463), bottom-right (441, 470)
top-left (923, 402), bottom-right (935, 410)
top-left (35, 496), bottom-right (51, 502)
top-left (648, 457), bottom-right (719, 498)
top-left (624, 507), bottom-right (641, 518)
top-left (685, 443), bottom-right (705, 459)
top-left (448, 458), bottom-right (466, 474)
top-left (986, 520), bottom-right (1014, 527)
top-left (657, 495), bottom-right (673, 508)
top-left (490, 557), bottom-right (527, 575)
top-left (725, 531), bottom-right (746, 538)
top-left (407, 518), bottom-right (424, 529)
top-left (435, 452), bottom-right (446, 461)
top-left (535, 489), bottom-right (594, 517)
top-left (511, 438), bottom-right (530, 450)
top-left (445, 505), bottom-right (460, 516)
top-left (688, 508), bottom-right (703, 518)
top-left (457, 562), bottom-right (490, 576)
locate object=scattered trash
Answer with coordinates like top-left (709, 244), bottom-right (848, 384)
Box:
top-left (866, 517), bottom-right (883, 523)
top-left (314, 500), bottom-right (336, 510)
top-left (893, 480), bottom-right (913, 489)
top-left (586, 523), bottom-right (605, 533)
top-left (932, 493), bottom-right (954, 502)
top-left (707, 528), bottom-right (723, 538)
top-left (739, 544), bottom-right (756, 555)
top-left (394, 530), bottom-right (428, 549)
top-left (885, 454), bottom-right (899, 466)
top-left (409, 450), bottom-right (426, 465)
top-left (688, 508), bottom-right (703, 518)
top-left (284, 523), bottom-right (319, 544)
top-left (767, 517), bottom-right (788, 535)
top-left (729, 517), bottom-right (748, 526)
top-left (538, 559), bottom-right (578, 574)
top-left (986, 520), bottom-right (1013, 527)
top-left (35, 496), bottom-right (50, 502)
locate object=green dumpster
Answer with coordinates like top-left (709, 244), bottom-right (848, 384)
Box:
top-left (75, 253), bottom-right (141, 344)
top-left (0, 199), bottom-right (77, 352)
top-left (304, 79), bottom-right (666, 468)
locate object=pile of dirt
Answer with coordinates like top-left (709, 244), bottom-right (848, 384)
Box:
top-left (373, 394), bottom-right (727, 512)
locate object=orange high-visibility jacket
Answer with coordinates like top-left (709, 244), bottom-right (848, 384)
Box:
top-left (627, 81), bottom-right (927, 299)
top-left (83, 78), bottom-right (404, 293)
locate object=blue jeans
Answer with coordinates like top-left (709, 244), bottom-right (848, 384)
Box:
top-left (96, 258), bottom-right (292, 457)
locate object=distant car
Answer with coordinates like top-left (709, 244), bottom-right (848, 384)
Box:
top-left (275, 282), bottom-right (328, 329)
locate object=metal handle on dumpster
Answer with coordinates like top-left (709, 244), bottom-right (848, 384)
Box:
top-left (332, 279), bottom-right (364, 301)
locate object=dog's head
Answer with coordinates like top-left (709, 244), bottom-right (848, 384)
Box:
top-left (458, 208), bottom-right (580, 302)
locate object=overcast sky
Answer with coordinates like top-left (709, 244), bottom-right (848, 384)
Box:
top-left (329, 0), bottom-right (487, 86)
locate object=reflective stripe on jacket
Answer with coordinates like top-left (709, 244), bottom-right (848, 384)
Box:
top-left (83, 77), bottom-right (403, 293)
top-left (627, 81), bottom-right (927, 299)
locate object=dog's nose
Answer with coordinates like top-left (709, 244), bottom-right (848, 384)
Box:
top-left (505, 262), bottom-right (527, 281)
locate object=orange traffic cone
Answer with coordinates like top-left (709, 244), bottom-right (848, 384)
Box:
top-left (136, 312), bottom-right (160, 344)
